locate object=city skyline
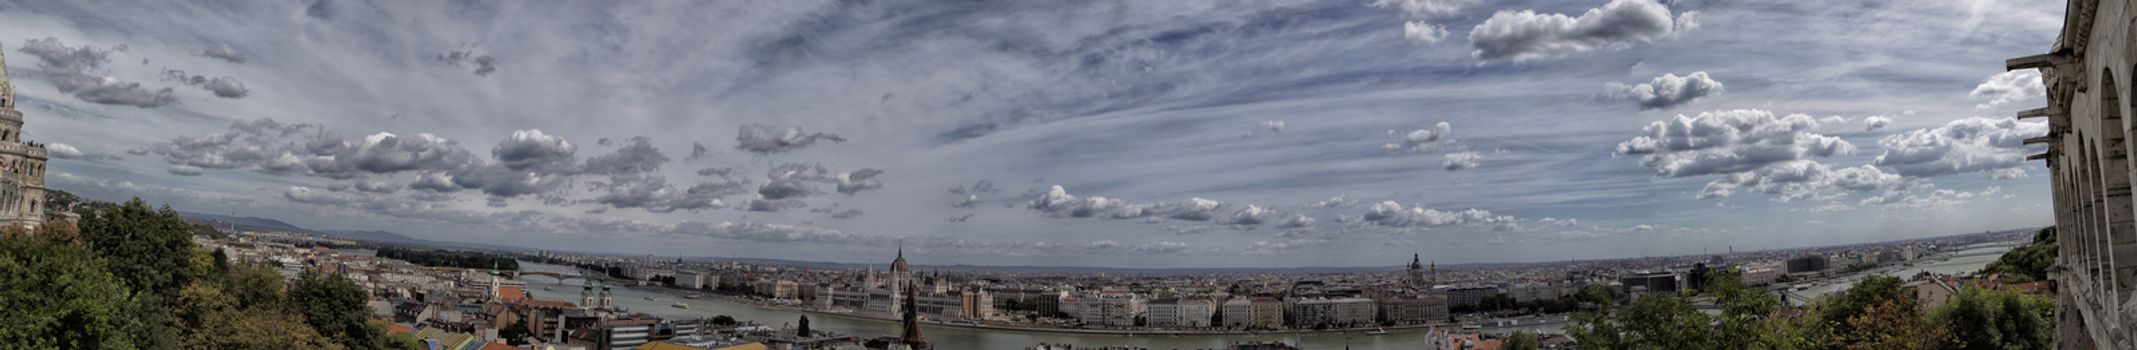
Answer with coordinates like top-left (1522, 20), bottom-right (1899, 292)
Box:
top-left (0, 0), bottom-right (2063, 267)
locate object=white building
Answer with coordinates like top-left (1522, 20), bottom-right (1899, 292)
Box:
top-left (1288, 297), bottom-right (1375, 328)
top-left (1221, 298), bottom-right (1253, 328)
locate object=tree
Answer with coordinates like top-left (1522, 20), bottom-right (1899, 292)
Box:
top-left (1984, 227), bottom-right (2057, 282)
top-left (498, 322), bottom-right (531, 345)
top-left (174, 281), bottom-right (342, 350)
top-left (292, 270), bottom-right (387, 350)
top-left (1503, 331), bottom-right (1539, 350)
top-left (1930, 286), bottom-right (2051, 349)
top-left (797, 315), bottom-right (812, 337)
top-left (0, 225), bottom-right (152, 349)
top-left (1840, 297), bottom-right (1946, 350)
top-left (77, 199), bottom-right (202, 299)
top-left (712, 315), bottom-right (739, 326)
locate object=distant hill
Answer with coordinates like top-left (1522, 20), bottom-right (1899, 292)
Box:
top-left (178, 211), bottom-right (315, 234)
top-left (174, 211), bottom-right (516, 251)
top-left (317, 229), bottom-right (418, 243)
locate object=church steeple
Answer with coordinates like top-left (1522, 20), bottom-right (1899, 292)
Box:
top-left (900, 280), bottom-right (930, 349)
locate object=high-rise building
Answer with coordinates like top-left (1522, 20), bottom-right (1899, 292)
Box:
top-left (0, 41), bottom-right (50, 230)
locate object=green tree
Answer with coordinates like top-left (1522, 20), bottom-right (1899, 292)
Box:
top-left (175, 281), bottom-right (342, 349)
top-left (797, 315), bottom-right (812, 337)
top-left (1822, 276), bottom-right (1907, 340)
top-left (1503, 331), bottom-right (1539, 350)
top-left (712, 315), bottom-right (739, 326)
top-left (1930, 286), bottom-right (2051, 349)
top-left (292, 270), bottom-right (386, 350)
top-left (498, 322), bottom-right (531, 345)
top-left (0, 225), bottom-right (151, 350)
top-left (1984, 227), bottom-right (2057, 282)
top-left (77, 199), bottom-right (201, 299)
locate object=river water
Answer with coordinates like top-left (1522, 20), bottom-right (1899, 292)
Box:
top-left (1783, 243), bottom-right (2018, 305)
top-left (487, 242), bottom-right (2013, 349)
top-left (513, 262), bottom-right (1465, 350)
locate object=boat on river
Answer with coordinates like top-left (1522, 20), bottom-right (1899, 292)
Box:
top-left (671, 302), bottom-right (689, 309)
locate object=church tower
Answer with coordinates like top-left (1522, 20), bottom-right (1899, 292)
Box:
top-left (0, 39), bottom-right (47, 230)
top-left (899, 280), bottom-right (931, 350)
top-left (1406, 253), bottom-right (1424, 287)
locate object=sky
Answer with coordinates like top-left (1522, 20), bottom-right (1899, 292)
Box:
top-left (0, 0), bottom-right (2065, 267)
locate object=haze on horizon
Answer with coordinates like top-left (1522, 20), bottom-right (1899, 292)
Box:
top-left (0, 0), bottom-right (2062, 268)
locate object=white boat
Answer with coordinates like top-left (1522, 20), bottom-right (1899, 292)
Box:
top-left (1365, 328), bottom-right (1389, 336)
top-left (671, 302), bottom-right (689, 309)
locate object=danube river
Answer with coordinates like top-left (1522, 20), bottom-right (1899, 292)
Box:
top-left (506, 241), bottom-right (2012, 350)
top-left (1783, 242), bottom-right (2019, 305)
top-left (514, 262), bottom-right (1464, 350)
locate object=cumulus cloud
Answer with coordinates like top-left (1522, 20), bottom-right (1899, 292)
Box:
top-left (45, 143), bottom-right (122, 161)
top-left (580, 136), bottom-right (667, 176)
top-left (1361, 201), bottom-right (1514, 228)
top-left (1616, 109), bottom-right (1854, 177)
top-left (835, 168), bottom-right (885, 194)
top-left (160, 69), bottom-right (249, 98)
top-left (1696, 160), bottom-right (1905, 201)
top-left (1970, 70), bottom-right (2043, 110)
top-left (19, 37), bottom-right (178, 108)
top-left (167, 165), bottom-right (203, 176)
top-left (587, 175), bottom-right (739, 213)
top-left (696, 167), bottom-right (734, 177)
top-left (1370, 0), bottom-right (1467, 17)
top-left (1403, 21), bottom-right (1451, 43)
top-left (1864, 115), bottom-right (1893, 131)
top-left (1276, 214), bottom-right (1315, 229)
top-left (1873, 117), bottom-right (2047, 178)
top-left (1602, 71), bottom-right (1722, 110)
top-left (1027, 185), bottom-right (1268, 225)
top-left (492, 129), bottom-right (577, 171)
top-left (734, 124), bottom-right (846, 154)
top-left (1383, 122), bottom-right (1455, 152)
top-left (1306, 195), bottom-right (1354, 209)
top-left (1469, 0), bottom-right (1692, 62)
top-left (1442, 151), bottom-right (1481, 170)
top-left (200, 44), bottom-right (245, 64)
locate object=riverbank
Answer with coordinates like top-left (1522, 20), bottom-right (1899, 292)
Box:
top-left (631, 284), bottom-right (1460, 337)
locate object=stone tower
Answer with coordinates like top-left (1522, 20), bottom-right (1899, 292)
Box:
top-left (0, 39), bottom-right (48, 230)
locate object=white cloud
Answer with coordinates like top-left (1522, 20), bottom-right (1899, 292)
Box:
top-left (1404, 21), bottom-right (1451, 43)
top-left (1970, 70), bottom-right (2043, 110)
top-left (1696, 160), bottom-right (1905, 201)
top-left (1873, 117), bottom-right (2047, 178)
top-left (1369, 0), bottom-right (1467, 17)
top-left (1442, 151), bottom-right (1481, 170)
top-left (1361, 201), bottom-right (1513, 228)
top-left (200, 43), bottom-right (245, 64)
top-left (1384, 122), bottom-right (1455, 152)
top-left (1469, 0), bottom-right (1692, 62)
top-left (1603, 72), bottom-right (1723, 110)
top-left (1617, 109), bottom-right (1854, 177)
top-left (492, 129), bottom-right (577, 171)
top-left (1864, 115), bottom-right (1893, 131)
top-left (735, 124), bottom-right (846, 154)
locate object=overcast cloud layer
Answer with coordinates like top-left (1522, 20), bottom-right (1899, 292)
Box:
top-left (0, 0), bottom-right (2060, 267)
